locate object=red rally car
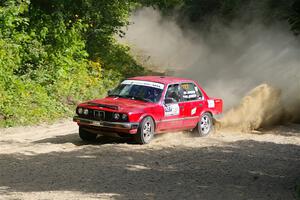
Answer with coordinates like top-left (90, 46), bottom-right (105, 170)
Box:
top-left (73, 76), bottom-right (223, 144)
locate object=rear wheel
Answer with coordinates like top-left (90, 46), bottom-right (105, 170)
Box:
top-left (193, 112), bottom-right (214, 137)
top-left (134, 117), bottom-right (155, 144)
top-left (79, 127), bottom-right (97, 142)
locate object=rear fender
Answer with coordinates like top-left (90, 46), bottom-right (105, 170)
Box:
top-left (207, 98), bottom-right (223, 115)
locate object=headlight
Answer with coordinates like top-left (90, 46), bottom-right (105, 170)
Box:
top-left (121, 114), bottom-right (128, 121)
top-left (83, 109), bottom-right (89, 115)
top-left (113, 113), bottom-right (120, 120)
top-left (78, 107), bottom-right (83, 114)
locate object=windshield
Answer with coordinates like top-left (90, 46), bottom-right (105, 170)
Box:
top-left (108, 80), bottom-right (164, 103)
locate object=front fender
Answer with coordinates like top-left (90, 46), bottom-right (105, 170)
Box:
top-left (138, 113), bottom-right (157, 122)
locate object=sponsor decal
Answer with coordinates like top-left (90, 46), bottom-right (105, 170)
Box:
top-left (207, 100), bottom-right (215, 108)
top-left (191, 107), bottom-right (197, 115)
top-left (164, 104), bottom-right (180, 117)
top-left (122, 80), bottom-right (164, 89)
top-left (183, 94), bottom-right (197, 99)
top-left (181, 83), bottom-right (190, 90)
top-left (92, 121), bottom-right (101, 126)
top-left (183, 90), bottom-right (196, 94)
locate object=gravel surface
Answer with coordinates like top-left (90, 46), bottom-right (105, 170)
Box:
top-left (0, 120), bottom-right (299, 200)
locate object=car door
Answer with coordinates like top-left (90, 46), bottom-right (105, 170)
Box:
top-left (159, 84), bottom-right (185, 131)
top-left (180, 82), bottom-right (204, 129)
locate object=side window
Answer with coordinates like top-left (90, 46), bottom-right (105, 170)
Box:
top-left (165, 84), bottom-right (183, 103)
top-left (181, 83), bottom-right (202, 101)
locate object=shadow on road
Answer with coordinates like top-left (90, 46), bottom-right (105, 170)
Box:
top-left (34, 133), bottom-right (134, 146)
top-left (0, 139), bottom-right (299, 199)
top-left (257, 124), bottom-right (300, 137)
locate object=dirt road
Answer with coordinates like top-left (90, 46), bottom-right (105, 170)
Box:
top-left (0, 120), bottom-right (299, 200)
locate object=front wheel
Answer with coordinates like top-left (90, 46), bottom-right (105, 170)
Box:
top-left (193, 112), bottom-right (214, 137)
top-left (134, 117), bottom-right (155, 144)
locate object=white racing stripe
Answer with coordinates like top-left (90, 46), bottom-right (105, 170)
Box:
top-left (122, 80), bottom-right (164, 89)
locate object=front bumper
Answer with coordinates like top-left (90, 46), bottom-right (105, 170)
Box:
top-left (73, 116), bottom-right (139, 131)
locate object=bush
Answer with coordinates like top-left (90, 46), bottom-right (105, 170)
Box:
top-left (0, 0), bottom-right (141, 127)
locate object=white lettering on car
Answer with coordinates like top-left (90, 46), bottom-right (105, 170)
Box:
top-left (183, 94), bottom-right (197, 99)
top-left (121, 80), bottom-right (164, 89)
top-left (183, 90), bottom-right (196, 95)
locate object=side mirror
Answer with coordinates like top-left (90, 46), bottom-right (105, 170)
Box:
top-left (164, 98), bottom-right (174, 104)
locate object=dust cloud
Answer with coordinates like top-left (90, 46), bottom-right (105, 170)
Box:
top-left (218, 84), bottom-right (283, 131)
top-left (123, 7), bottom-right (300, 130)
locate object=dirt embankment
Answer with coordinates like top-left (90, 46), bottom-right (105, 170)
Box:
top-left (0, 120), bottom-right (300, 200)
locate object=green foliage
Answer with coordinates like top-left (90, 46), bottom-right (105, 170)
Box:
top-left (3, 0), bottom-right (299, 127)
top-left (0, 0), bottom-right (146, 127)
top-left (138, 0), bottom-right (184, 10)
top-left (289, 0), bottom-right (300, 35)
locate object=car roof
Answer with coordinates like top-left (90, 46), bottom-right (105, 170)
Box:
top-left (128, 76), bottom-right (195, 85)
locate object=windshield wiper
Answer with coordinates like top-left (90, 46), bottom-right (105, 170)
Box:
top-left (108, 94), bottom-right (126, 98)
top-left (124, 95), bottom-right (152, 102)
top-left (109, 94), bottom-right (152, 102)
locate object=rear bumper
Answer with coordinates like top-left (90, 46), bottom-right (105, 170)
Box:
top-left (73, 116), bottom-right (139, 133)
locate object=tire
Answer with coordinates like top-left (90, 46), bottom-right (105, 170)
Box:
top-left (193, 112), bottom-right (214, 137)
top-left (134, 117), bottom-right (155, 144)
top-left (79, 127), bottom-right (97, 142)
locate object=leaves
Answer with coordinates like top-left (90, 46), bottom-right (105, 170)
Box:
top-left (0, 0), bottom-right (145, 127)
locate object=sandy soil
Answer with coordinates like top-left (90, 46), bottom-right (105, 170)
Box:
top-left (0, 119), bottom-right (299, 200)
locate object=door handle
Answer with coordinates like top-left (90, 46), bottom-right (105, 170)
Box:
top-left (179, 106), bottom-right (184, 109)
top-left (199, 104), bottom-right (203, 107)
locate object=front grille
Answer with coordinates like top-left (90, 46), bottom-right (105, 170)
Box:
top-left (94, 110), bottom-right (105, 120)
top-left (79, 109), bottom-right (113, 121)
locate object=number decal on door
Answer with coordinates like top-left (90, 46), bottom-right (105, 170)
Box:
top-left (164, 104), bottom-right (180, 116)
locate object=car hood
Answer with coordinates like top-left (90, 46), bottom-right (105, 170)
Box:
top-left (81, 97), bottom-right (155, 113)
